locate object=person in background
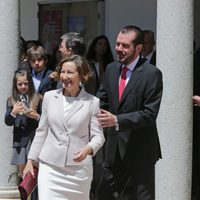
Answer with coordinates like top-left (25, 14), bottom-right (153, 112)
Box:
top-left (23, 55), bottom-right (105, 200)
top-left (26, 40), bottom-right (54, 71)
top-left (26, 40), bottom-right (43, 50)
top-left (59, 32), bottom-right (86, 59)
top-left (86, 35), bottom-right (114, 89)
top-left (49, 32), bottom-right (98, 95)
top-left (27, 45), bottom-right (57, 96)
top-left (141, 30), bottom-right (156, 65)
top-left (5, 69), bottom-right (42, 179)
top-left (26, 46), bottom-right (56, 200)
top-left (96, 25), bottom-right (163, 200)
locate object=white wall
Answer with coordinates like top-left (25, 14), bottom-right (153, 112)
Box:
top-left (105, 0), bottom-right (157, 52)
top-left (20, 0), bottom-right (40, 40)
top-left (20, 0), bottom-right (157, 51)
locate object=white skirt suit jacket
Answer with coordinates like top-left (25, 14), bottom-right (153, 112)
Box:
top-left (28, 87), bottom-right (105, 167)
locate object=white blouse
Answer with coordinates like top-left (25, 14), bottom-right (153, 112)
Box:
top-left (62, 95), bottom-right (76, 117)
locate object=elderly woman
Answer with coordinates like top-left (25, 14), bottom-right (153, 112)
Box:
top-left (23, 55), bottom-right (105, 200)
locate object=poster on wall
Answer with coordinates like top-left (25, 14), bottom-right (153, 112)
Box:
top-left (66, 16), bottom-right (86, 37)
top-left (42, 10), bottom-right (62, 53)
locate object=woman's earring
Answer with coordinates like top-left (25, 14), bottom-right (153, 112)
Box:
top-left (79, 82), bottom-right (83, 86)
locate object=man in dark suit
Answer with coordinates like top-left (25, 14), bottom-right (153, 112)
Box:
top-left (96, 25), bottom-right (163, 200)
top-left (27, 46), bottom-right (57, 96)
top-left (141, 30), bottom-right (156, 66)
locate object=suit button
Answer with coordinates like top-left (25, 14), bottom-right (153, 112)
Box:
top-left (59, 142), bottom-right (62, 146)
top-left (66, 133), bottom-right (69, 136)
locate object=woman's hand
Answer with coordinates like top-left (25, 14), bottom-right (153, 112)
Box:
top-left (23, 159), bottom-right (35, 179)
top-left (73, 145), bottom-right (93, 162)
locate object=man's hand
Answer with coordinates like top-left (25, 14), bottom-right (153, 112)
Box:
top-left (97, 109), bottom-right (117, 128)
top-left (193, 95), bottom-right (200, 106)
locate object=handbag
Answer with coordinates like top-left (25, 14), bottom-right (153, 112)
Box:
top-left (18, 166), bottom-right (38, 200)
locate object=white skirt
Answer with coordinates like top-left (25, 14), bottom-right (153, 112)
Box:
top-left (38, 161), bottom-right (93, 200)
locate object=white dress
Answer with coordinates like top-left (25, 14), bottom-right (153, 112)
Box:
top-left (38, 161), bottom-right (93, 200)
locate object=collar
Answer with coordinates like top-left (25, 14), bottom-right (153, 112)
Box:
top-left (143, 51), bottom-right (154, 62)
top-left (32, 67), bottom-right (46, 77)
top-left (123, 55), bottom-right (140, 71)
top-left (54, 86), bottom-right (86, 99)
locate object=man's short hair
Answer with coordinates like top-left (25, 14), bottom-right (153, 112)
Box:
top-left (27, 46), bottom-right (48, 61)
top-left (60, 32), bottom-right (86, 56)
top-left (120, 25), bottom-right (144, 45)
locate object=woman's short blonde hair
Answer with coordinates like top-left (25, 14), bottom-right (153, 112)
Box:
top-left (57, 55), bottom-right (92, 83)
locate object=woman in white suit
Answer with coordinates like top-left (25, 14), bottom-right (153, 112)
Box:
top-left (23, 55), bottom-right (105, 200)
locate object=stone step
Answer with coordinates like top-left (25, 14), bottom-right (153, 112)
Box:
top-left (0, 187), bottom-right (20, 200)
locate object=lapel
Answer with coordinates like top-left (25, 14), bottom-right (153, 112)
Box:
top-left (38, 68), bottom-right (50, 93)
top-left (118, 57), bottom-right (146, 107)
top-left (112, 63), bottom-right (121, 108)
top-left (150, 51), bottom-right (156, 65)
top-left (53, 88), bottom-right (85, 131)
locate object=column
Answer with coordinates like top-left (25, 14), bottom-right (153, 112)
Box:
top-left (0, 0), bottom-right (20, 199)
top-left (156, 0), bottom-right (193, 200)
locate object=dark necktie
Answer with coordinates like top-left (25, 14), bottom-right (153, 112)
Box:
top-left (119, 67), bottom-right (128, 101)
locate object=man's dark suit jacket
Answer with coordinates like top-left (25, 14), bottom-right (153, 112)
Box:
top-left (34, 68), bottom-right (57, 96)
top-left (97, 57), bottom-right (163, 168)
top-left (149, 51), bottom-right (156, 66)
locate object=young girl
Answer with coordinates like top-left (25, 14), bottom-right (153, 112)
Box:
top-left (5, 69), bottom-right (42, 178)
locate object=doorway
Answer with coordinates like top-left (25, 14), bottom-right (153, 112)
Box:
top-left (38, 0), bottom-right (104, 54)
